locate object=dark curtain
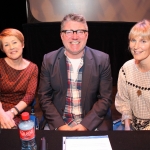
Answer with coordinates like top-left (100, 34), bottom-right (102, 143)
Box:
top-left (0, 0), bottom-right (27, 58)
top-left (22, 22), bottom-right (134, 85)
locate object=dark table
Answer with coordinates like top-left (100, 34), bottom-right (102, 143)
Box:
top-left (0, 129), bottom-right (150, 150)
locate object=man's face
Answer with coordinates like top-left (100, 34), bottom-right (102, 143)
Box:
top-left (61, 21), bottom-right (88, 58)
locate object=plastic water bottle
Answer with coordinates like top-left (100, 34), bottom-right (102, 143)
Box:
top-left (18, 112), bottom-right (37, 150)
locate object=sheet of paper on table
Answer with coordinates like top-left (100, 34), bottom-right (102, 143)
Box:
top-left (62, 135), bottom-right (112, 150)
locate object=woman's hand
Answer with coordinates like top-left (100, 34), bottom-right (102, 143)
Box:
top-left (124, 119), bottom-right (131, 131)
top-left (0, 109), bottom-right (16, 129)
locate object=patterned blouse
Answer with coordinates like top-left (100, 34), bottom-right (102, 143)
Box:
top-left (0, 58), bottom-right (38, 124)
top-left (115, 59), bottom-right (150, 122)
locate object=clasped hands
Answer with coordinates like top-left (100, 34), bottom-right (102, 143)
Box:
top-left (58, 124), bottom-right (87, 131)
top-left (0, 110), bottom-right (16, 129)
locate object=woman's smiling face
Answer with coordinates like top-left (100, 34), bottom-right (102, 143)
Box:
top-left (129, 36), bottom-right (150, 62)
top-left (2, 36), bottom-right (24, 60)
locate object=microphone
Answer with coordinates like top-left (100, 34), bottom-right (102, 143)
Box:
top-left (40, 137), bottom-right (46, 150)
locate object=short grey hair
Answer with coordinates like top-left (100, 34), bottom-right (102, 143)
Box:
top-left (61, 13), bottom-right (88, 31)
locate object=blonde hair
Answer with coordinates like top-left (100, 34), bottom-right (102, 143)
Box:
top-left (129, 19), bottom-right (150, 40)
top-left (0, 28), bottom-right (24, 51)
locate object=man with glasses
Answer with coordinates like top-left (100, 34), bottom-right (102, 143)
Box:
top-left (38, 13), bottom-right (112, 131)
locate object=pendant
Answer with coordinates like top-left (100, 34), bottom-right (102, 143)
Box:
top-left (137, 90), bottom-right (142, 97)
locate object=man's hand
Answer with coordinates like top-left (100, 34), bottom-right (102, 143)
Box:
top-left (71, 124), bottom-right (87, 131)
top-left (57, 124), bottom-right (72, 131)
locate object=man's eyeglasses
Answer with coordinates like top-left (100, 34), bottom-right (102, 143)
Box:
top-left (61, 30), bottom-right (88, 37)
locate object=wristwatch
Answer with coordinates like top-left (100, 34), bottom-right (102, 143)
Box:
top-left (9, 108), bottom-right (16, 116)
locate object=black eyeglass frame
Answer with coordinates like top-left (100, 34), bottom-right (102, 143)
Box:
top-left (61, 29), bottom-right (88, 35)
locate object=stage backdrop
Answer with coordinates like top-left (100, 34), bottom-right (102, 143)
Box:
top-left (26, 0), bottom-right (150, 23)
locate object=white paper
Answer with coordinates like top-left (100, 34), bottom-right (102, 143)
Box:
top-left (63, 135), bottom-right (112, 150)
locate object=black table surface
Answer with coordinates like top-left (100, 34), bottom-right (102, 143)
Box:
top-left (0, 129), bottom-right (150, 150)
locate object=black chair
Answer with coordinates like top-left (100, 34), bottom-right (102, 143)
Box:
top-left (29, 98), bottom-right (39, 130)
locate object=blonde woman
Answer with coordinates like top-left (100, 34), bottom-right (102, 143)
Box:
top-left (115, 20), bottom-right (150, 130)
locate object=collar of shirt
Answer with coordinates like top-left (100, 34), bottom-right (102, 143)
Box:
top-left (64, 48), bottom-right (85, 60)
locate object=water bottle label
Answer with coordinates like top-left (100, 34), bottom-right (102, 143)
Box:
top-left (19, 127), bottom-right (35, 140)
